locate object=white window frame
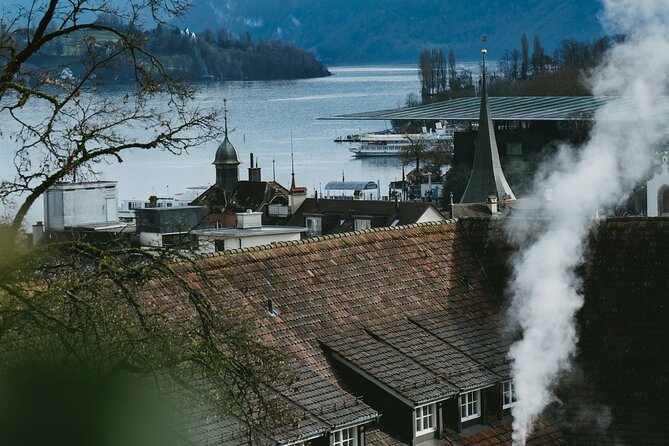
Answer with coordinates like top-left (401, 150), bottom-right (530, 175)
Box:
top-left (502, 380), bottom-right (517, 409)
top-left (460, 390), bottom-right (481, 422)
top-left (305, 216), bottom-right (322, 236)
top-left (332, 426), bottom-right (357, 446)
top-left (354, 218), bottom-right (371, 231)
top-left (415, 403), bottom-right (437, 436)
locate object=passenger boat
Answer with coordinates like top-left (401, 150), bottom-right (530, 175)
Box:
top-left (348, 123), bottom-right (455, 157)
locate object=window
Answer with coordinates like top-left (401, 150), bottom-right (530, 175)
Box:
top-left (503, 381), bottom-right (517, 409)
top-left (354, 219), bottom-right (371, 231)
top-left (332, 427), bottom-right (357, 446)
top-left (460, 390), bottom-right (480, 422)
top-left (415, 403), bottom-right (436, 435)
top-left (305, 216), bottom-right (322, 236)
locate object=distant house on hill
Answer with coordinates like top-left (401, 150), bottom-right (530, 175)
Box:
top-left (150, 217), bottom-right (669, 445)
top-left (286, 198), bottom-right (445, 236)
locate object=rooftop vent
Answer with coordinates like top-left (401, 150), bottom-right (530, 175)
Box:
top-left (266, 298), bottom-right (279, 317)
top-left (237, 210), bottom-right (262, 229)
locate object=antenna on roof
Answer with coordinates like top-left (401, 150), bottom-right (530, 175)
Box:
top-left (223, 98), bottom-right (228, 137)
top-left (272, 158), bottom-right (276, 182)
top-left (290, 131), bottom-right (296, 190)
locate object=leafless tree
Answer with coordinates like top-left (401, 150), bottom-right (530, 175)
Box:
top-left (521, 33), bottom-right (529, 80)
top-left (0, 0), bottom-right (221, 240)
top-left (0, 2), bottom-right (292, 443)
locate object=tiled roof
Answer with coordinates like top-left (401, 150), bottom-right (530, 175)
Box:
top-left (320, 329), bottom-right (458, 405)
top-left (151, 220), bottom-right (515, 443)
top-left (146, 216), bottom-right (669, 445)
top-left (286, 198), bottom-right (443, 233)
top-left (366, 321), bottom-right (500, 391)
top-left (442, 415), bottom-right (567, 445)
top-left (461, 217), bottom-right (669, 446)
top-left (190, 180), bottom-right (289, 212)
top-left (565, 218), bottom-right (669, 445)
top-left (365, 425), bottom-right (407, 445)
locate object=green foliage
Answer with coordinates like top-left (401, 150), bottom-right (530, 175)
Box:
top-left (0, 238), bottom-right (294, 443)
top-left (29, 24), bottom-right (330, 82)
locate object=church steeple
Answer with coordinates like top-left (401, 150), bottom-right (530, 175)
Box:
top-left (213, 99), bottom-right (241, 192)
top-left (460, 36), bottom-right (515, 204)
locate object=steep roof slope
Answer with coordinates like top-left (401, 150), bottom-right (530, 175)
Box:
top-left (150, 220), bottom-right (567, 444)
top-left (461, 217), bottom-right (669, 445)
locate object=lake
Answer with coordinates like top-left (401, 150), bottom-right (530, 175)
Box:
top-left (112, 65), bottom-right (420, 202)
top-left (2, 64), bottom-right (482, 225)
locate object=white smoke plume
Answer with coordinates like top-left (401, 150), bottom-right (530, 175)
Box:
top-left (506, 1), bottom-right (669, 444)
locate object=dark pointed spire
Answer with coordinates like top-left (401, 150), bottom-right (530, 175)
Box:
top-left (460, 36), bottom-right (515, 204)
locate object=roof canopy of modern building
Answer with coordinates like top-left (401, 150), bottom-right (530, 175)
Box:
top-left (460, 40), bottom-right (516, 204)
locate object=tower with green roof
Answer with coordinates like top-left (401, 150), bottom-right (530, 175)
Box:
top-left (214, 99), bottom-right (241, 193)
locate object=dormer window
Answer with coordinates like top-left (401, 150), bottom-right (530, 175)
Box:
top-left (354, 218), bottom-right (371, 231)
top-left (460, 390), bottom-right (481, 422)
top-left (415, 403), bottom-right (436, 435)
top-left (332, 426), bottom-right (357, 446)
top-left (503, 380), bottom-right (517, 409)
top-left (305, 216), bottom-right (322, 236)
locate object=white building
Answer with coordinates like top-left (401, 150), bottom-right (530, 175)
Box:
top-left (44, 181), bottom-right (119, 231)
top-left (193, 211), bottom-right (306, 252)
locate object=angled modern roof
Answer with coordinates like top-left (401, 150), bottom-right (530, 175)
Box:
top-left (323, 95), bottom-right (669, 122)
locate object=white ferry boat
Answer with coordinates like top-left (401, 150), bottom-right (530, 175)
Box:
top-left (348, 123), bottom-right (455, 157)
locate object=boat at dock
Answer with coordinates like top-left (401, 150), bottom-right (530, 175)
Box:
top-left (348, 123), bottom-right (455, 157)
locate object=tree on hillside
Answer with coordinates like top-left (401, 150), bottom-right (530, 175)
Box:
top-left (521, 33), bottom-right (529, 80)
top-left (418, 48), bottom-right (447, 99)
top-left (448, 48), bottom-right (458, 90)
top-left (0, 1), bottom-right (290, 443)
top-left (532, 34), bottom-right (544, 74)
top-left (418, 50), bottom-right (433, 96)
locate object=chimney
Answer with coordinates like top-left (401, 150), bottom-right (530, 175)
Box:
top-left (32, 221), bottom-right (44, 246)
top-left (315, 190), bottom-right (319, 206)
top-left (248, 153), bottom-right (262, 182)
top-left (449, 192), bottom-right (454, 219)
top-left (487, 195), bottom-right (498, 214)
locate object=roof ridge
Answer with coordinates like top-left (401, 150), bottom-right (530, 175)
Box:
top-left (209, 218), bottom-right (459, 257)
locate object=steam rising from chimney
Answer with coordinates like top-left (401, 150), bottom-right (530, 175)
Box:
top-left (506, 1), bottom-right (669, 444)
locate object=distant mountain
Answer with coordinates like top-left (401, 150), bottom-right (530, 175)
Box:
top-left (175, 0), bottom-right (606, 63)
top-left (0, 0), bottom-right (606, 64)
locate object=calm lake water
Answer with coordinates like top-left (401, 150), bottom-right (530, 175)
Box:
top-left (113, 65), bottom-right (420, 201)
top-left (3, 64), bottom-right (482, 224)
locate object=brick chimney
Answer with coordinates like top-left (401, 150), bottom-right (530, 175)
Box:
top-left (248, 153), bottom-right (262, 182)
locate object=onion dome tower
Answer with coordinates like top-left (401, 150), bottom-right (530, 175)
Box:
top-left (460, 36), bottom-right (515, 203)
top-left (214, 99), bottom-right (241, 193)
